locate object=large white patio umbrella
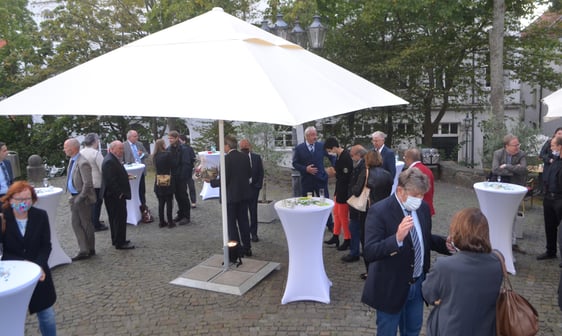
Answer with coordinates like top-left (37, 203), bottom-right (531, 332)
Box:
top-left (0, 7), bottom-right (408, 269)
top-left (543, 88), bottom-right (562, 121)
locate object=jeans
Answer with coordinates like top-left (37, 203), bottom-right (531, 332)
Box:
top-left (37, 306), bottom-right (57, 336)
top-left (349, 217), bottom-right (360, 257)
top-left (375, 275), bottom-right (424, 336)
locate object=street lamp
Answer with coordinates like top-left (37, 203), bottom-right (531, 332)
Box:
top-left (262, 13), bottom-right (327, 50)
top-left (463, 113), bottom-right (472, 167)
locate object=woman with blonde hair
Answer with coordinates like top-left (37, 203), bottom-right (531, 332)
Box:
top-left (422, 207), bottom-right (502, 336)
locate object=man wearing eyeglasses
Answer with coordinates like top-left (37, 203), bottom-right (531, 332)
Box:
top-left (492, 134), bottom-right (527, 186)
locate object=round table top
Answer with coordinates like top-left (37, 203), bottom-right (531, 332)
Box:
top-left (35, 186), bottom-right (63, 197)
top-left (0, 260), bottom-right (42, 297)
top-left (473, 181), bottom-right (527, 195)
top-left (124, 163), bottom-right (145, 170)
top-left (275, 198), bottom-right (334, 213)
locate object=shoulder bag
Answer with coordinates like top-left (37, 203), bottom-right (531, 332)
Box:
top-left (493, 250), bottom-right (539, 336)
top-left (156, 174), bottom-right (171, 187)
top-left (347, 168), bottom-right (370, 212)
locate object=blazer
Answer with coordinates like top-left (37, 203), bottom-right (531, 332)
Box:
top-left (491, 148), bottom-right (527, 186)
top-left (348, 159), bottom-right (365, 220)
top-left (249, 152), bottom-right (264, 190)
top-left (80, 147), bottom-right (103, 188)
top-left (410, 162), bottom-right (435, 216)
top-left (379, 145), bottom-right (396, 178)
top-left (333, 149), bottom-right (353, 203)
top-left (123, 140), bottom-right (147, 165)
top-left (100, 152), bottom-right (131, 200)
top-left (1, 207), bottom-right (57, 314)
top-left (422, 251), bottom-right (503, 336)
top-left (67, 154), bottom-right (96, 204)
top-left (292, 141), bottom-right (333, 192)
top-left (361, 195), bottom-right (448, 314)
top-left (210, 150), bottom-right (252, 204)
top-left (179, 144), bottom-right (197, 181)
top-left (1, 159), bottom-right (14, 184)
top-left (351, 166), bottom-right (393, 209)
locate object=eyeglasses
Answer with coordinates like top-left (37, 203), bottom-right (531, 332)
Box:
top-left (12, 197), bottom-right (32, 201)
top-left (508, 143), bottom-right (521, 148)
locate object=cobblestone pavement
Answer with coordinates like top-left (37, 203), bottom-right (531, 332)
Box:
top-left (23, 174), bottom-right (562, 335)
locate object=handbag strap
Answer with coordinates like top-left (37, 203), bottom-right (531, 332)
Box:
top-left (363, 167), bottom-right (369, 188)
top-left (492, 249), bottom-right (513, 290)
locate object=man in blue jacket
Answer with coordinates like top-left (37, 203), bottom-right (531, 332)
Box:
top-left (0, 141), bottom-right (14, 201)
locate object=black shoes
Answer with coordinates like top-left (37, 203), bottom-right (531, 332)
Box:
top-left (95, 224), bottom-right (108, 232)
top-left (360, 273), bottom-right (368, 280)
top-left (245, 248), bottom-right (253, 257)
top-left (536, 252), bottom-right (557, 260)
top-left (72, 253), bottom-right (91, 261)
top-left (324, 235), bottom-right (340, 248)
top-left (116, 242), bottom-right (135, 250)
top-left (341, 254), bottom-right (359, 262)
top-left (337, 239), bottom-right (350, 251)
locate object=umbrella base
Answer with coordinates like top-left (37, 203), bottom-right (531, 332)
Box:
top-left (170, 254), bottom-right (280, 295)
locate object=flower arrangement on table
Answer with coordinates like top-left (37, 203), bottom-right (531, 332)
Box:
top-left (483, 182), bottom-right (517, 190)
top-left (195, 167), bottom-right (218, 180)
top-left (295, 197), bottom-right (330, 206)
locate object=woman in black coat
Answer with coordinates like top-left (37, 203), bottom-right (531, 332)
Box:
top-left (1, 181), bottom-right (57, 335)
top-left (152, 139), bottom-right (176, 228)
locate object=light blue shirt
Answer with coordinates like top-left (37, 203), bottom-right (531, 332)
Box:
top-left (0, 162), bottom-right (8, 194)
top-left (394, 194), bottom-right (425, 274)
top-left (67, 154), bottom-right (79, 194)
top-left (16, 218), bottom-right (27, 236)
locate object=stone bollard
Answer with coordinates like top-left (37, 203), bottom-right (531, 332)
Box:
top-left (27, 154), bottom-right (45, 186)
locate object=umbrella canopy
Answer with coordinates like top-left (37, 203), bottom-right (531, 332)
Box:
top-left (0, 7), bottom-right (408, 271)
top-left (543, 88), bottom-right (562, 122)
top-left (0, 7), bottom-right (407, 125)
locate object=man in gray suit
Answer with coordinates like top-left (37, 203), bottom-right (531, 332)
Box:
top-left (123, 130), bottom-right (151, 218)
top-left (64, 138), bottom-right (97, 261)
top-left (491, 134), bottom-right (527, 186)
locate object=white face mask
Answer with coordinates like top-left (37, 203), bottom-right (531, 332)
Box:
top-left (553, 151), bottom-right (560, 157)
top-left (403, 196), bottom-right (423, 211)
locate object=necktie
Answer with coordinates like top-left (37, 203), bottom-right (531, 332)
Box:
top-left (67, 159), bottom-right (75, 191)
top-left (405, 210), bottom-right (422, 277)
top-left (131, 143), bottom-right (140, 162)
top-left (0, 162), bottom-right (9, 183)
top-left (309, 144), bottom-right (314, 153)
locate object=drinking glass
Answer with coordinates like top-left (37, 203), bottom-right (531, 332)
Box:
top-left (319, 188), bottom-right (325, 202)
top-left (43, 178), bottom-right (50, 188)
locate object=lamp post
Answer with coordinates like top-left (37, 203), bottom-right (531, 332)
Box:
top-left (261, 13), bottom-right (327, 50)
top-left (463, 113), bottom-right (472, 167)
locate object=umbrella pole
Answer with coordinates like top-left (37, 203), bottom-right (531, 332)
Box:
top-left (219, 120), bottom-right (230, 270)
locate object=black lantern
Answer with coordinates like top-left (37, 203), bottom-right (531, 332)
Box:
top-left (264, 14), bottom-right (327, 50)
top-left (290, 20), bottom-right (307, 48)
top-left (307, 15), bottom-right (327, 50)
top-left (227, 240), bottom-right (243, 267)
top-left (273, 14), bottom-right (290, 40)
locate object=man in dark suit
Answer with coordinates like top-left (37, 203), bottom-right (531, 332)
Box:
top-left (292, 126), bottom-right (334, 198)
top-left (64, 138), bottom-right (97, 260)
top-left (167, 131), bottom-right (191, 225)
top-left (240, 139), bottom-right (264, 242)
top-left (179, 134), bottom-right (198, 208)
top-left (101, 140), bottom-right (134, 250)
top-left (361, 168), bottom-right (449, 336)
top-left (371, 131), bottom-right (397, 178)
top-left (123, 130), bottom-right (151, 221)
top-left (0, 141), bottom-right (14, 201)
top-left (208, 135), bottom-right (253, 256)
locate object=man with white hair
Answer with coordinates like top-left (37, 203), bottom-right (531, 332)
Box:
top-left (371, 131), bottom-right (396, 178)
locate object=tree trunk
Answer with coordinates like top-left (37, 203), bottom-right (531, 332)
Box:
top-left (490, 0), bottom-right (505, 123)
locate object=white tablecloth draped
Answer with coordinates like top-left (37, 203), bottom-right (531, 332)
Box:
top-left (124, 163), bottom-right (145, 225)
top-left (274, 198), bottom-right (334, 304)
top-left (0, 260), bottom-right (41, 336)
top-left (473, 182), bottom-right (527, 274)
top-left (198, 151), bottom-right (220, 200)
top-left (35, 187), bottom-right (71, 268)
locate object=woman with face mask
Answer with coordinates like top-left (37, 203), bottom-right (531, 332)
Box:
top-left (1, 181), bottom-right (57, 335)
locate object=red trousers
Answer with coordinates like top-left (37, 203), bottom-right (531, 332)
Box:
top-left (333, 200), bottom-right (350, 239)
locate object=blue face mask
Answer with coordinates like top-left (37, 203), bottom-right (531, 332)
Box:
top-left (403, 196), bottom-right (423, 211)
top-left (11, 201), bottom-right (32, 214)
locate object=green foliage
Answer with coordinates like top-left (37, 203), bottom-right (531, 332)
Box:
top-left (194, 120), bottom-right (237, 152)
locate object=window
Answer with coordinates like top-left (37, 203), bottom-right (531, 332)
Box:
top-left (435, 123), bottom-right (459, 135)
top-left (274, 125), bottom-right (293, 148)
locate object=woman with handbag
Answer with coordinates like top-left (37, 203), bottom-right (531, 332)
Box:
top-left (422, 208), bottom-right (503, 336)
top-left (350, 150), bottom-right (392, 279)
top-left (152, 139), bottom-right (175, 228)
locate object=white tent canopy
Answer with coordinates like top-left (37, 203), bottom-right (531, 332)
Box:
top-left (0, 8), bottom-right (407, 126)
top-left (543, 88), bottom-right (562, 122)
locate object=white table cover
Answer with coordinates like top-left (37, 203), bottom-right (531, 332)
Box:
top-left (35, 187), bottom-right (71, 268)
top-left (198, 151), bottom-right (220, 200)
top-left (274, 198), bottom-right (334, 304)
top-left (391, 161), bottom-right (405, 195)
top-left (473, 182), bottom-right (527, 274)
top-left (0, 260), bottom-right (41, 336)
top-left (124, 163), bottom-right (145, 225)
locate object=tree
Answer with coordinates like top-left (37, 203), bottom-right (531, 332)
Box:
top-left (490, 0), bottom-right (506, 123)
top-left (0, 0), bottom-right (45, 98)
top-left (194, 120), bottom-right (236, 152)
